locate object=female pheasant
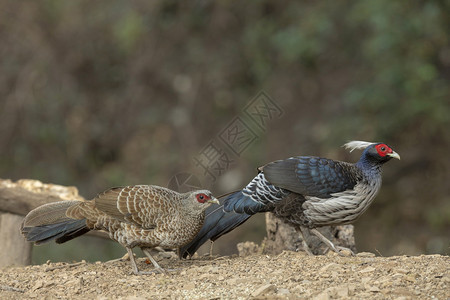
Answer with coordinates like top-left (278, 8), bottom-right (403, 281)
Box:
top-left (22, 185), bottom-right (219, 274)
top-left (180, 141), bottom-right (400, 257)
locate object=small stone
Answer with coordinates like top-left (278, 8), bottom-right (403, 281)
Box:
top-left (251, 284), bottom-right (276, 297)
top-left (319, 263), bottom-right (340, 273)
top-left (361, 277), bottom-right (371, 284)
top-left (335, 286), bottom-right (349, 297)
top-left (360, 266), bottom-right (376, 273)
top-left (198, 273), bottom-right (209, 280)
top-left (348, 284), bottom-right (356, 294)
top-left (313, 291), bottom-right (330, 300)
top-left (366, 285), bottom-right (380, 292)
top-left (330, 271), bottom-right (339, 278)
top-left (356, 252), bottom-right (376, 257)
top-left (277, 288), bottom-right (290, 295)
top-left (183, 282), bottom-right (196, 290)
top-left (186, 267), bottom-right (199, 275)
top-left (226, 278), bottom-right (240, 285)
top-left (158, 251), bottom-right (176, 259)
top-left (237, 241), bottom-right (260, 257)
top-left (31, 280), bottom-right (44, 292)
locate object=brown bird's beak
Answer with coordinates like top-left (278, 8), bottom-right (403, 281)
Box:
top-left (388, 151), bottom-right (401, 160)
top-left (208, 198), bottom-right (220, 205)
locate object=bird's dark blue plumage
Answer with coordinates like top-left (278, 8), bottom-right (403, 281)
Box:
top-left (180, 142), bottom-right (400, 258)
top-left (263, 156), bottom-right (360, 198)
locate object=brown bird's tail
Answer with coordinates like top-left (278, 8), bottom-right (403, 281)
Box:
top-left (21, 200), bottom-right (90, 244)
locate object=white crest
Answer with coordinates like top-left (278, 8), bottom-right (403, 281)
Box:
top-left (343, 141), bottom-right (376, 152)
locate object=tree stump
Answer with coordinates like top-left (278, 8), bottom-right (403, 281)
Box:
top-left (0, 212), bottom-right (32, 266)
top-left (263, 213), bottom-right (356, 255)
top-left (0, 178), bottom-right (109, 267)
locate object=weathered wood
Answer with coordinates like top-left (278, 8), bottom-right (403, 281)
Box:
top-left (0, 179), bottom-right (109, 267)
top-left (0, 212), bottom-right (32, 266)
top-left (264, 213), bottom-right (356, 255)
top-left (0, 186), bottom-right (64, 216)
top-left (0, 179), bottom-right (84, 216)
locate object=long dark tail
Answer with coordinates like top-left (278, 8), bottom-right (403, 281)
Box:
top-left (179, 191), bottom-right (263, 258)
top-left (223, 189), bottom-right (270, 214)
top-left (21, 201), bottom-right (90, 244)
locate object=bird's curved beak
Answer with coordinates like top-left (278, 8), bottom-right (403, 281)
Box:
top-left (208, 198), bottom-right (220, 205)
top-left (388, 151), bottom-right (401, 160)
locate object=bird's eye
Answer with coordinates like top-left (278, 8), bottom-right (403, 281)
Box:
top-left (375, 144), bottom-right (390, 157)
top-left (196, 193), bottom-right (208, 203)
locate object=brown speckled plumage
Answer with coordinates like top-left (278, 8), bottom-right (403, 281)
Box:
top-left (22, 185), bottom-right (218, 274)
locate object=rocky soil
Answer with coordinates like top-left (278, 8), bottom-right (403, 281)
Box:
top-left (0, 248), bottom-right (448, 299)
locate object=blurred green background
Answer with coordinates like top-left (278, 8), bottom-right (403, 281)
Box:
top-left (0, 1), bottom-right (448, 264)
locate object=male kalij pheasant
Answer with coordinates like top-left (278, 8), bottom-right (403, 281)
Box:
top-left (180, 141), bottom-right (400, 257)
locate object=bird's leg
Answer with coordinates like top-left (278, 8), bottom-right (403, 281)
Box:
top-left (125, 247), bottom-right (169, 275)
top-left (297, 226), bottom-right (314, 256)
top-left (209, 240), bottom-right (215, 257)
top-left (141, 248), bottom-right (171, 275)
top-left (126, 247), bottom-right (141, 275)
top-left (334, 245), bottom-right (355, 255)
top-left (310, 228), bottom-right (354, 256)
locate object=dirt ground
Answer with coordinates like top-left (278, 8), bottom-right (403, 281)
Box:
top-left (0, 247), bottom-right (448, 300)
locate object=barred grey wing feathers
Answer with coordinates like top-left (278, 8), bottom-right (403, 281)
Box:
top-left (21, 184), bottom-right (218, 275)
top-left (242, 172), bottom-right (289, 205)
top-left (223, 173), bottom-right (290, 215)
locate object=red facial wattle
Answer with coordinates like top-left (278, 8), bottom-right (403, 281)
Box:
top-left (375, 144), bottom-right (392, 157)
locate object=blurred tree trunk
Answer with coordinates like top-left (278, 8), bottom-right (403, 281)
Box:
top-left (264, 213), bottom-right (356, 255)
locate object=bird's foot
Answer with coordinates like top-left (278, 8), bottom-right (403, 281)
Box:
top-left (309, 228), bottom-right (355, 257)
top-left (324, 245), bottom-right (354, 257)
top-left (335, 246), bottom-right (355, 256)
top-left (106, 252), bottom-right (132, 264)
top-left (302, 240), bottom-right (314, 256)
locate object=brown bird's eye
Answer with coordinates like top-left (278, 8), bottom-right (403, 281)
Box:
top-left (199, 195), bottom-right (204, 200)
